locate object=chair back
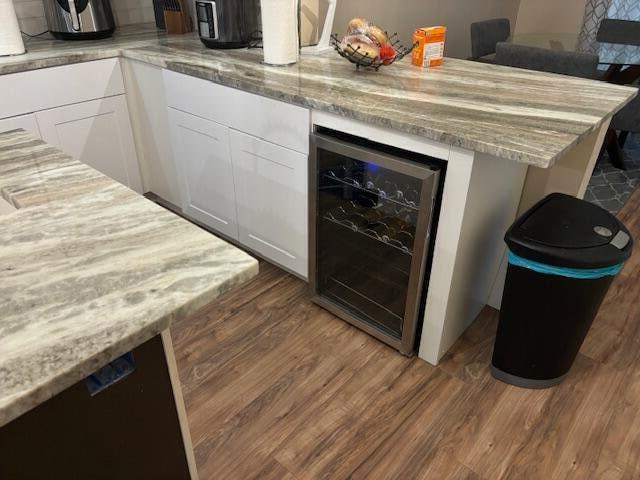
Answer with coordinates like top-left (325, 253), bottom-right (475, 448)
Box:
top-left (597, 19), bottom-right (640, 47)
top-left (612, 91), bottom-right (640, 133)
top-left (470, 18), bottom-right (511, 59)
top-left (495, 42), bottom-right (600, 79)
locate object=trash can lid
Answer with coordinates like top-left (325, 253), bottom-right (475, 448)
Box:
top-left (506, 193), bottom-right (633, 269)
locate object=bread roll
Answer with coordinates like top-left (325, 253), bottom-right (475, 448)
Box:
top-left (367, 25), bottom-right (389, 47)
top-left (347, 18), bottom-right (369, 34)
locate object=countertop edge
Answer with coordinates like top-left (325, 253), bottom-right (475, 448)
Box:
top-left (0, 259), bottom-right (258, 428)
top-left (0, 50), bottom-right (123, 76)
top-left (4, 41), bottom-right (638, 168)
top-left (125, 49), bottom-right (638, 168)
top-left (547, 85), bottom-right (638, 168)
top-left (125, 49), bottom-right (557, 167)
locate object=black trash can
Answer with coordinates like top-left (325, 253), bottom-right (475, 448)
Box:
top-left (491, 193), bottom-right (633, 388)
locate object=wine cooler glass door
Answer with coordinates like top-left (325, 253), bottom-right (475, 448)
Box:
top-left (310, 133), bottom-right (440, 354)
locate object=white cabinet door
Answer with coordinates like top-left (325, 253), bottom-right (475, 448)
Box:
top-left (168, 108), bottom-right (239, 240)
top-left (230, 129), bottom-right (308, 277)
top-left (0, 114), bottom-right (41, 138)
top-left (163, 69), bottom-right (310, 154)
top-left (36, 95), bottom-right (143, 192)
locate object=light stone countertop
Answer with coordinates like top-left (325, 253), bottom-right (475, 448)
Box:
top-left (0, 24), bottom-right (636, 167)
top-left (0, 129), bottom-right (259, 427)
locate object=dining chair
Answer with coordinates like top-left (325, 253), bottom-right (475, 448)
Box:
top-left (597, 19), bottom-right (640, 46)
top-left (596, 19), bottom-right (640, 169)
top-left (470, 18), bottom-right (511, 62)
top-left (612, 91), bottom-right (640, 142)
top-left (494, 42), bottom-right (600, 79)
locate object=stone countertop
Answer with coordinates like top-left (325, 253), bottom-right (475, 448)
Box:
top-left (0, 25), bottom-right (636, 167)
top-left (0, 129), bottom-right (259, 427)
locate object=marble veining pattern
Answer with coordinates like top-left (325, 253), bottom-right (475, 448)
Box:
top-left (0, 130), bottom-right (259, 427)
top-left (0, 25), bottom-right (636, 167)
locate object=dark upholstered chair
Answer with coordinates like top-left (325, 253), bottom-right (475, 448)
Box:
top-left (597, 19), bottom-right (640, 168)
top-left (597, 19), bottom-right (640, 46)
top-left (612, 87), bottom-right (640, 148)
top-left (494, 42), bottom-right (600, 79)
top-left (470, 18), bottom-right (511, 62)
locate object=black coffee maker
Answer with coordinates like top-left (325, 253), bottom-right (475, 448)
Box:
top-left (194, 0), bottom-right (261, 49)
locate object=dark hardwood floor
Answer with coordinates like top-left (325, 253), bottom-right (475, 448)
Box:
top-left (170, 189), bottom-right (640, 480)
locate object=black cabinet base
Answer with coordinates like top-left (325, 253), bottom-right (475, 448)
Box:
top-left (0, 335), bottom-right (191, 480)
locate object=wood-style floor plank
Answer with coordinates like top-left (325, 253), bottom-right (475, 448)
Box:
top-left (349, 371), bottom-right (465, 480)
top-left (188, 303), bottom-right (348, 444)
top-left (179, 274), bottom-right (307, 405)
top-left (171, 261), bottom-right (283, 349)
top-left (274, 357), bottom-right (442, 479)
top-left (499, 354), bottom-right (598, 479)
top-left (170, 189), bottom-right (640, 480)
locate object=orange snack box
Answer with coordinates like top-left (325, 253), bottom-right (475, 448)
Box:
top-left (412, 26), bottom-right (447, 68)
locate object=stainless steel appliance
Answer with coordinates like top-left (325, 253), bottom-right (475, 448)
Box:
top-left (310, 128), bottom-right (443, 355)
top-left (196, 0), bottom-right (260, 49)
top-left (44, 0), bottom-right (115, 40)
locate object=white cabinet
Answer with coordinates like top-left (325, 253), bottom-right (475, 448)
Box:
top-left (168, 108), bottom-right (239, 240)
top-left (230, 130), bottom-right (308, 277)
top-left (163, 69), bottom-right (310, 277)
top-left (0, 59), bottom-right (125, 120)
top-left (37, 95), bottom-right (143, 193)
top-left (0, 59), bottom-right (141, 194)
top-left (122, 60), bottom-right (180, 205)
top-left (0, 114), bottom-right (41, 138)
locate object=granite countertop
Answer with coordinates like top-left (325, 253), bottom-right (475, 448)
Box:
top-left (0, 129), bottom-right (259, 427)
top-left (1, 25), bottom-right (636, 167)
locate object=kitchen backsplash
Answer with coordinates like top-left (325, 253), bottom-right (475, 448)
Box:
top-left (13, 0), bottom-right (156, 35)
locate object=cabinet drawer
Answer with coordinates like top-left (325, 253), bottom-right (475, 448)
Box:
top-left (163, 69), bottom-right (310, 154)
top-left (0, 59), bottom-right (125, 120)
top-left (230, 130), bottom-right (308, 277)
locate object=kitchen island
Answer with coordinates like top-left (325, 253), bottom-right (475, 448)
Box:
top-left (1, 25), bottom-right (634, 166)
top-left (0, 25), bottom-right (635, 364)
top-left (0, 129), bottom-right (258, 479)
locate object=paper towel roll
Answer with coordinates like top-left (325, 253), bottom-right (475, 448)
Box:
top-left (261, 0), bottom-right (299, 66)
top-left (0, 0), bottom-right (25, 56)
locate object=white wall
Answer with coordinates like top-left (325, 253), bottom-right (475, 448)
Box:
top-left (12, 0), bottom-right (155, 35)
top-left (514, 0), bottom-right (587, 35)
top-left (12, 0), bottom-right (325, 44)
top-left (12, 0), bottom-right (47, 35)
top-left (14, 0), bottom-right (521, 58)
top-left (331, 0), bottom-right (521, 58)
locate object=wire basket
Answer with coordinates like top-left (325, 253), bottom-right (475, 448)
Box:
top-left (331, 33), bottom-right (416, 71)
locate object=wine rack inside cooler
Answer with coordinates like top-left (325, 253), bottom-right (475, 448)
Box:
top-left (310, 129), bottom-right (442, 355)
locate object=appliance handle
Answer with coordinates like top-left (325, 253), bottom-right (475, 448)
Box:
top-left (209, 1), bottom-right (219, 40)
top-left (68, 0), bottom-right (81, 31)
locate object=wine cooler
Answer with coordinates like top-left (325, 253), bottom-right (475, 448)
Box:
top-left (310, 128), bottom-right (443, 355)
